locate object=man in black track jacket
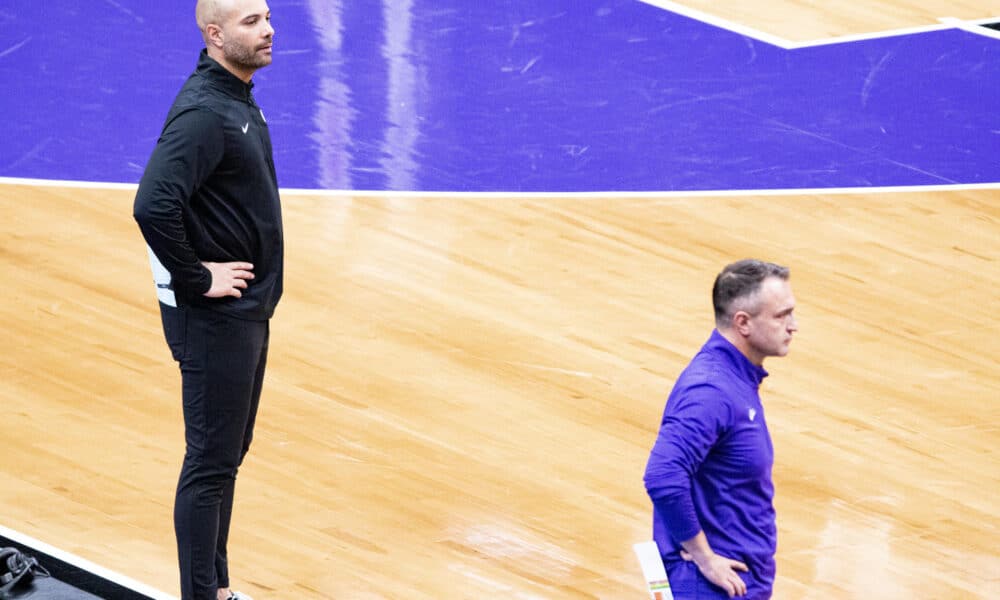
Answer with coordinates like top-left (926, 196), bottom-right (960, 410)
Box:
top-left (133, 1), bottom-right (279, 599)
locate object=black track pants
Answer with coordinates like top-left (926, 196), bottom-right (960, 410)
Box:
top-left (160, 303), bottom-right (269, 600)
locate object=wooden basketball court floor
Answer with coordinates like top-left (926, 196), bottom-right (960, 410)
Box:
top-left (2, 3), bottom-right (999, 600)
top-left (2, 183), bottom-right (997, 599)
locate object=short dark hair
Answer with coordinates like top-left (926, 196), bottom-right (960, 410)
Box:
top-left (712, 259), bottom-right (790, 327)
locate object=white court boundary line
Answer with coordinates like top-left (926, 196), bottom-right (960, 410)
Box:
top-left (1, 176), bottom-right (998, 198)
top-left (0, 524), bottom-right (176, 600)
top-left (279, 182), bottom-right (1000, 198)
top-left (636, 0), bottom-right (1000, 48)
top-left (0, 177), bottom-right (139, 190)
top-left (942, 16), bottom-right (1000, 41)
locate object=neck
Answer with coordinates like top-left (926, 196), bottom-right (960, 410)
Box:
top-left (206, 48), bottom-right (254, 83)
top-left (718, 327), bottom-right (764, 366)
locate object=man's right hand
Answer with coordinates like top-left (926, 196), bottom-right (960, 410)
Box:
top-left (202, 261), bottom-right (254, 298)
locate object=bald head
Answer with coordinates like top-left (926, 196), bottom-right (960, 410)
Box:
top-left (196, 0), bottom-right (234, 40)
top-left (194, 0), bottom-right (274, 82)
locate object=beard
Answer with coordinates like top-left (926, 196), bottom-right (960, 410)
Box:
top-left (223, 37), bottom-right (272, 71)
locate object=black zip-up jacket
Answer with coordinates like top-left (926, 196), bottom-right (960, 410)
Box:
top-left (134, 50), bottom-right (283, 321)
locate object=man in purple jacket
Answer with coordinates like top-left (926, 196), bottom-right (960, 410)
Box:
top-left (644, 259), bottom-right (798, 599)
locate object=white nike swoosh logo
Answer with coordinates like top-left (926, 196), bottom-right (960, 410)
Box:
top-left (241, 123), bottom-right (249, 134)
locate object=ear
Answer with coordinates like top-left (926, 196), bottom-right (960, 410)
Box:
top-left (205, 23), bottom-right (225, 49)
top-left (731, 310), bottom-right (752, 336)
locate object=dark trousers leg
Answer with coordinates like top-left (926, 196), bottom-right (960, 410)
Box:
top-left (160, 304), bottom-right (269, 600)
top-left (212, 336), bottom-right (267, 590)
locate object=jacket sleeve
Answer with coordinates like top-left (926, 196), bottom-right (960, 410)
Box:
top-left (133, 107), bottom-right (224, 300)
top-left (643, 383), bottom-right (729, 543)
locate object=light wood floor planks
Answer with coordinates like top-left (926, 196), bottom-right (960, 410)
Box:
top-left (662, 0), bottom-right (1000, 41)
top-left (1, 183), bottom-right (998, 598)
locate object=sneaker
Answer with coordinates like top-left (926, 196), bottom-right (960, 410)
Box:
top-left (225, 593), bottom-right (254, 600)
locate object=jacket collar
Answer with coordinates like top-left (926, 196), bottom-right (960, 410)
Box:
top-left (196, 49), bottom-right (254, 102)
top-left (706, 329), bottom-right (769, 387)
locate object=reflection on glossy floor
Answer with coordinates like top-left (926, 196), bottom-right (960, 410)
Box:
top-left (1, 183), bottom-right (997, 598)
top-left (2, 1), bottom-right (998, 191)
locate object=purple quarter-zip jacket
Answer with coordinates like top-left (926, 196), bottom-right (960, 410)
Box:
top-left (644, 329), bottom-right (776, 599)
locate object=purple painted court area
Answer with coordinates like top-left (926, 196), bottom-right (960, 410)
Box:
top-left (1, 1), bottom-right (997, 192)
